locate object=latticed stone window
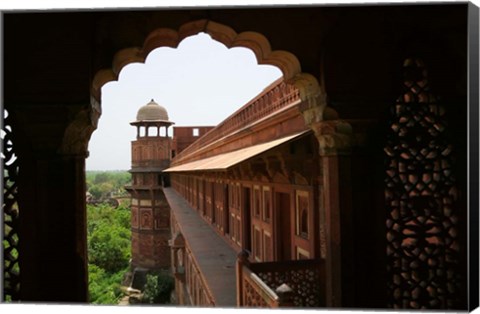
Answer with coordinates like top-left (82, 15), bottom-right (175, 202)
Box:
top-left (385, 58), bottom-right (461, 309)
top-left (2, 109), bottom-right (20, 301)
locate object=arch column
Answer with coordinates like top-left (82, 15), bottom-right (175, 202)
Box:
top-left (13, 101), bottom-right (99, 302)
top-left (19, 153), bottom-right (89, 302)
top-left (310, 119), bottom-right (355, 308)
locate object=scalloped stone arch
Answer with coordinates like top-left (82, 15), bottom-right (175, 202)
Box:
top-left (91, 19), bottom-right (326, 120)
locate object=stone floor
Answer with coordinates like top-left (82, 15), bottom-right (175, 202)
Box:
top-left (163, 188), bottom-right (237, 307)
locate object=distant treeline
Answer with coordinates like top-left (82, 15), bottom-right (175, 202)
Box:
top-left (86, 170), bottom-right (131, 200)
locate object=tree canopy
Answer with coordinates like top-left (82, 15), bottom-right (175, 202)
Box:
top-left (86, 171), bottom-right (133, 304)
top-left (87, 171), bottom-right (131, 200)
top-left (87, 203), bottom-right (131, 303)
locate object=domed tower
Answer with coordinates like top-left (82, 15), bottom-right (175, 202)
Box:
top-left (126, 99), bottom-right (174, 271)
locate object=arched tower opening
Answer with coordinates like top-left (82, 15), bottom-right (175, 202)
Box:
top-left (86, 20), bottom-right (332, 299)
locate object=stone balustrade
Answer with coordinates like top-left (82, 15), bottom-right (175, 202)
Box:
top-left (236, 250), bottom-right (325, 308)
top-left (172, 80), bottom-right (301, 164)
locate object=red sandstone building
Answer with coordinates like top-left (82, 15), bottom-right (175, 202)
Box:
top-left (129, 67), bottom-right (468, 308)
top-left (2, 4), bottom-right (478, 311)
top-left (164, 78), bottom-right (324, 307)
top-left (125, 100), bottom-right (213, 276)
top-left (172, 126), bottom-right (214, 158)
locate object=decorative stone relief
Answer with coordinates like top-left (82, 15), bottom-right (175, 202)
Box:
top-left (131, 206), bottom-right (139, 228)
top-left (140, 209), bottom-right (153, 230)
top-left (59, 102), bottom-right (100, 156)
top-left (385, 58), bottom-right (461, 309)
top-left (310, 120), bottom-right (353, 156)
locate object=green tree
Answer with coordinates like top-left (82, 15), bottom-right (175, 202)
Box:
top-left (88, 221), bottom-right (130, 273)
top-left (85, 173), bottom-right (132, 305)
top-left (94, 172), bottom-right (111, 184)
top-left (87, 204), bottom-right (130, 230)
top-left (87, 203), bottom-right (132, 304)
top-left (89, 185), bottom-right (102, 200)
top-left (87, 170), bottom-right (132, 199)
top-left (114, 205), bottom-right (131, 230)
top-left (88, 263), bottom-right (125, 304)
top-left (142, 273), bottom-right (174, 304)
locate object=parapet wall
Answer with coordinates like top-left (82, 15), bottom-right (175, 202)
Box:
top-left (171, 78), bottom-right (304, 166)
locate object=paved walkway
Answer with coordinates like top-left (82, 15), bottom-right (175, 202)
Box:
top-left (163, 188), bottom-right (237, 307)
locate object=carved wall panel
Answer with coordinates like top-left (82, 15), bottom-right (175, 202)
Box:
top-left (243, 276), bottom-right (270, 307)
top-left (140, 209), bottom-right (153, 230)
top-left (385, 58), bottom-right (461, 309)
top-left (154, 208), bottom-right (169, 229)
top-left (255, 263), bottom-right (322, 307)
top-left (131, 206), bottom-right (139, 228)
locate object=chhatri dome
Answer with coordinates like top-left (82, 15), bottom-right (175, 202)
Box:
top-left (135, 99), bottom-right (171, 123)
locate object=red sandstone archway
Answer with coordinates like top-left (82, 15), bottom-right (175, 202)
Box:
top-left (90, 19), bottom-right (328, 126)
top-left (87, 19), bottom-right (348, 308)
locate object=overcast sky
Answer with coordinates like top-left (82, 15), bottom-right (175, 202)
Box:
top-left (86, 33), bottom-right (282, 171)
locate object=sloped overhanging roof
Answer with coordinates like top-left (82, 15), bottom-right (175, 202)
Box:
top-left (164, 130), bottom-right (310, 172)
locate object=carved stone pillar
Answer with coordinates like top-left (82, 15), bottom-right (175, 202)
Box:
top-left (17, 153), bottom-right (90, 302)
top-left (310, 119), bottom-right (354, 308)
top-left (12, 102), bottom-right (99, 302)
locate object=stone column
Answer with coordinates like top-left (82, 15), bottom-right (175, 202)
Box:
top-left (18, 153), bottom-right (89, 302)
top-left (14, 102), bottom-right (98, 302)
top-left (310, 119), bottom-right (354, 308)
